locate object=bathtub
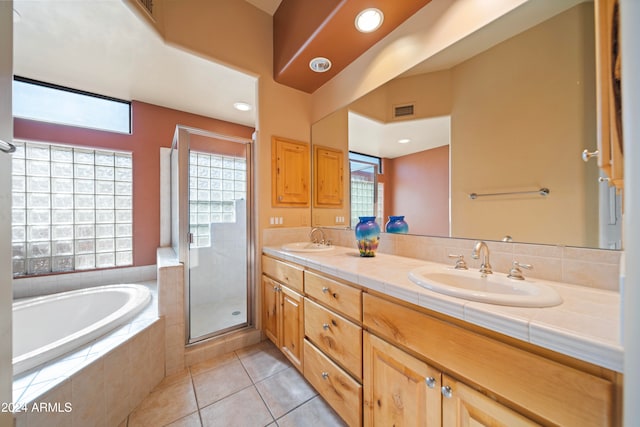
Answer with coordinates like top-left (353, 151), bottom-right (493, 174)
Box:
top-left (13, 284), bottom-right (152, 376)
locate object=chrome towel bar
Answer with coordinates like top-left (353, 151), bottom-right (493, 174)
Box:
top-left (0, 139), bottom-right (16, 154)
top-left (469, 187), bottom-right (550, 200)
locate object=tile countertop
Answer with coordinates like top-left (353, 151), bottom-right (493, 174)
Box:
top-left (263, 245), bottom-right (623, 373)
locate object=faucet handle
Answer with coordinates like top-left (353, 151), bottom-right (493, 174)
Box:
top-left (448, 254), bottom-right (468, 270)
top-left (508, 260), bottom-right (532, 280)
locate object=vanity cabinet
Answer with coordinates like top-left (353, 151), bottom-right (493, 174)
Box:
top-left (363, 293), bottom-right (616, 427)
top-left (303, 270), bottom-right (364, 426)
top-left (261, 256), bottom-right (304, 372)
top-left (441, 375), bottom-right (540, 426)
top-left (363, 332), bottom-right (441, 426)
top-left (271, 136), bottom-right (310, 206)
top-left (261, 253), bottom-right (620, 427)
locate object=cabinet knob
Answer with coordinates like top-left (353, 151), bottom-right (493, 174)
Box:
top-left (582, 149), bottom-right (599, 162)
top-left (441, 385), bottom-right (453, 399)
top-left (273, 286), bottom-right (281, 292)
top-left (322, 323), bottom-right (330, 330)
top-left (321, 372), bottom-right (329, 380)
top-left (425, 377), bottom-right (437, 389)
top-left (322, 287), bottom-right (330, 293)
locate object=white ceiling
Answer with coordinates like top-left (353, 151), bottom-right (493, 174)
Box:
top-left (348, 112), bottom-right (449, 159)
top-left (12, 0), bottom-right (260, 128)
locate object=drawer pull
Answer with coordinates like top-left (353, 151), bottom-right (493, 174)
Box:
top-left (322, 323), bottom-right (330, 330)
top-left (273, 286), bottom-right (281, 292)
top-left (441, 385), bottom-right (453, 399)
top-left (425, 377), bottom-right (436, 389)
top-left (321, 372), bottom-right (329, 380)
top-left (322, 287), bottom-right (330, 293)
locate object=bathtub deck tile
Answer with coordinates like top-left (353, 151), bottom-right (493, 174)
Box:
top-left (12, 280), bottom-right (160, 414)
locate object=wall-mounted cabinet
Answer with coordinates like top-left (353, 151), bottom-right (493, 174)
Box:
top-left (313, 145), bottom-right (344, 207)
top-left (271, 136), bottom-right (310, 207)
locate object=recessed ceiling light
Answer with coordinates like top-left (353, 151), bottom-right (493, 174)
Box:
top-left (355, 8), bottom-right (384, 33)
top-left (398, 138), bottom-right (411, 144)
top-left (233, 102), bottom-right (252, 112)
top-left (309, 57), bottom-right (332, 73)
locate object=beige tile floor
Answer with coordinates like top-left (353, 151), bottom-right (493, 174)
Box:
top-left (125, 340), bottom-right (347, 427)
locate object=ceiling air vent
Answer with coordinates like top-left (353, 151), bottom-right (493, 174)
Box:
top-left (137, 0), bottom-right (153, 15)
top-left (393, 104), bottom-right (415, 119)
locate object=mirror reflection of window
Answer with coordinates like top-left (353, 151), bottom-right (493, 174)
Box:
top-left (349, 152), bottom-right (383, 227)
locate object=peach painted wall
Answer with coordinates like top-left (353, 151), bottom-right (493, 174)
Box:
top-left (14, 100), bottom-right (253, 267)
top-left (386, 145), bottom-right (449, 235)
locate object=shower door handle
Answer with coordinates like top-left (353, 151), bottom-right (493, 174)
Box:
top-left (188, 232), bottom-right (194, 244)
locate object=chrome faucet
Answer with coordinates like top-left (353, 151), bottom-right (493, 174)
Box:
top-left (309, 227), bottom-right (326, 245)
top-left (471, 241), bottom-right (492, 275)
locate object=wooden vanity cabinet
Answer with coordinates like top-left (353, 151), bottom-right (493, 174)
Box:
top-left (262, 255), bottom-right (619, 427)
top-left (303, 270), bottom-right (364, 426)
top-left (363, 293), bottom-right (616, 427)
top-left (363, 332), bottom-right (442, 426)
top-left (261, 256), bottom-right (304, 372)
top-left (441, 375), bottom-right (541, 426)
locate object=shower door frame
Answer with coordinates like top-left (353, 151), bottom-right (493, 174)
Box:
top-left (172, 125), bottom-right (255, 344)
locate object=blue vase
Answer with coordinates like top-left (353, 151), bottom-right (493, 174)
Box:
top-left (385, 216), bottom-right (409, 234)
top-left (355, 216), bottom-right (380, 257)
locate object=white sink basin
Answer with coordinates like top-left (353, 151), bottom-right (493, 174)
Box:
top-left (281, 242), bottom-right (335, 252)
top-left (408, 264), bottom-right (562, 307)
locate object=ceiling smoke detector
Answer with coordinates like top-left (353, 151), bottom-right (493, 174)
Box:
top-left (309, 57), bottom-right (332, 73)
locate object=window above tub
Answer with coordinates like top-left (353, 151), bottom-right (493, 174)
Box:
top-left (13, 77), bottom-right (132, 134)
top-left (11, 140), bottom-right (133, 276)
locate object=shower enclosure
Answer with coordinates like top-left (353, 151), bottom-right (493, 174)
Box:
top-left (171, 126), bottom-right (253, 343)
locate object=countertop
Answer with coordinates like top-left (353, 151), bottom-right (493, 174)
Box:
top-left (263, 245), bottom-right (623, 373)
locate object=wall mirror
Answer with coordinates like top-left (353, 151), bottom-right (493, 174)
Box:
top-left (311, 0), bottom-right (623, 250)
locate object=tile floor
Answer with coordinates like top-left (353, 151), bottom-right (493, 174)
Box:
top-left (125, 340), bottom-right (347, 427)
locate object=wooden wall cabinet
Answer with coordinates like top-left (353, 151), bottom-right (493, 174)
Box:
top-left (313, 145), bottom-right (344, 207)
top-left (272, 136), bottom-right (310, 206)
top-left (595, 0), bottom-right (623, 190)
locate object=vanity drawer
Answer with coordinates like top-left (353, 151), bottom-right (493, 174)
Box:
top-left (304, 270), bottom-right (362, 321)
top-left (304, 298), bottom-right (362, 381)
top-left (304, 339), bottom-right (362, 427)
top-left (262, 255), bottom-right (304, 293)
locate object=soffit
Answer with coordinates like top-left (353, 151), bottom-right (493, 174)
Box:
top-left (273, 0), bottom-right (432, 93)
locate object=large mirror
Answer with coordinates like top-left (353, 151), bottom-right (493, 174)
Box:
top-left (311, 0), bottom-right (623, 250)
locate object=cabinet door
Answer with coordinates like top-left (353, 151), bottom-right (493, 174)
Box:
top-left (441, 375), bottom-right (540, 427)
top-left (363, 332), bottom-right (441, 427)
top-left (595, 0), bottom-right (623, 190)
top-left (272, 136), bottom-right (310, 206)
top-left (280, 285), bottom-right (304, 372)
top-left (314, 145), bottom-right (344, 207)
top-left (262, 275), bottom-right (279, 346)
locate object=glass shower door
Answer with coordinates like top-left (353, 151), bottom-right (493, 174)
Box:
top-left (187, 147), bottom-right (249, 340)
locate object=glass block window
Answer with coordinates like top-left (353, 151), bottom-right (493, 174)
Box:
top-left (189, 151), bottom-right (246, 248)
top-left (11, 141), bottom-right (133, 276)
top-left (350, 152), bottom-right (383, 227)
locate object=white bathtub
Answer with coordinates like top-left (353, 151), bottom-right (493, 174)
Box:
top-left (13, 284), bottom-right (152, 376)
